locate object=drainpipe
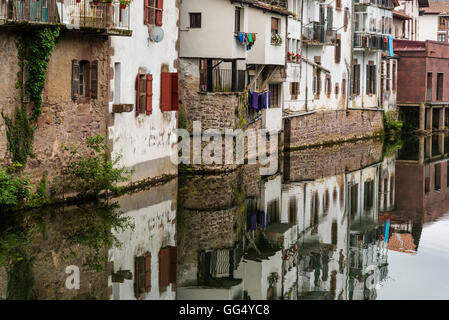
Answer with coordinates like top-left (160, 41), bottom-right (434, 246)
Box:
top-left (348, 0), bottom-right (355, 112)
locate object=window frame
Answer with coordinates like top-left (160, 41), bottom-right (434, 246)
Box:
top-left (189, 12), bottom-right (202, 28)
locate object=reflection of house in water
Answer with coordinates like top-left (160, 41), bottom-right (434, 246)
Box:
top-left (395, 135), bottom-right (449, 221)
top-left (282, 141), bottom-right (390, 300)
top-left (109, 180), bottom-right (178, 300)
top-left (176, 169), bottom-right (254, 300)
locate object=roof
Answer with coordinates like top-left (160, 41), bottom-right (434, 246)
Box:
top-left (393, 10), bottom-right (412, 20)
top-left (237, 0), bottom-right (291, 16)
top-left (388, 233), bottom-right (417, 254)
top-left (421, 1), bottom-right (449, 14)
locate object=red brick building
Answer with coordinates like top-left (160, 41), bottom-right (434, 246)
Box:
top-left (395, 39), bottom-right (449, 131)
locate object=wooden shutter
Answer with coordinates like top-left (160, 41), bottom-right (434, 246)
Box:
top-left (145, 252), bottom-right (151, 292)
top-left (146, 74), bottom-right (153, 115)
top-left (161, 72), bottom-right (172, 112)
top-left (144, 0), bottom-right (150, 24)
top-left (327, 7), bottom-right (333, 30)
top-left (171, 73), bottom-right (179, 111)
top-left (366, 65), bottom-right (371, 94)
top-left (372, 66), bottom-right (376, 94)
top-left (156, 0), bottom-right (163, 26)
top-left (91, 60), bottom-right (98, 99)
top-left (159, 247), bottom-right (170, 288)
top-left (136, 75), bottom-right (141, 115)
top-left (72, 60), bottom-right (80, 100)
top-left (169, 246), bottom-right (177, 284)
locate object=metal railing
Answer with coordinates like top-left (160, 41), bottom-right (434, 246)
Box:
top-left (302, 21), bottom-right (337, 44)
top-left (0, 0), bottom-right (130, 30)
top-left (355, 0), bottom-right (394, 9)
top-left (200, 68), bottom-right (246, 93)
top-left (354, 33), bottom-right (387, 50)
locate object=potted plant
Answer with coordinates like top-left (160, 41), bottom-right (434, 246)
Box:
top-left (105, 0), bottom-right (113, 7)
top-left (296, 53), bottom-right (301, 63)
top-left (287, 51), bottom-right (293, 62)
top-left (120, 0), bottom-right (131, 8)
top-left (76, 0), bottom-right (81, 3)
top-left (93, 0), bottom-right (99, 5)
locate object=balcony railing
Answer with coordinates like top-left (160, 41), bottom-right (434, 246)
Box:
top-left (0, 0), bottom-right (130, 31)
top-left (355, 0), bottom-right (394, 9)
top-left (302, 22), bottom-right (337, 44)
top-left (200, 68), bottom-right (246, 93)
top-left (354, 33), bottom-right (387, 50)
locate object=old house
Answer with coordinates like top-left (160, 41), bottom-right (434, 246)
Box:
top-left (395, 39), bottom-right (449, 131)
top-left (0, 0), bottom-right (131, 183)
top-left (108, 0), bottom-right (180, 184)
top-left (418, 1), bottom-right (449, 42)
top-left (178, 0), bottom-right (289, 169)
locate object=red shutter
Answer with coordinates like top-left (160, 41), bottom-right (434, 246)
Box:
top-left (171, 73), bottom-right (179, 111)
top-left (145, 252), bottom-right (151, 292)
top-left (134, 257), bottom-right (140, 297)
top-left (144, 0), bottom-right (150, 24)
top-left (169, 246), bottom-right (177, 284)
top-left (146, 74), bottom-right (153, 115)
top-left (161, 72), bottom-right (172, 112)
top-left (159, 247), bottom-right (170, 288)
top-left (135, 75), bottom-right (141, 115)
top-left (156, 0), bottom-right (163, 26)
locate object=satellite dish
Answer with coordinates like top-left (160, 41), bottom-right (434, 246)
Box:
top-left (150, 27), bottom-right (164, 43)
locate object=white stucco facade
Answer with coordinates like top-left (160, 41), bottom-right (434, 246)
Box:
top-left (109, 0), bottom-right (179, 183)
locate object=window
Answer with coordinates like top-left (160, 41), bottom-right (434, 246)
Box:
top-left (313, 59), bottom-right (322, 95)
top-left (386, 61), bottom-right (390, 91)
top-left (336, 0), bottom-right (342, 10)
top-left (327, 6), bottom-right (333, 30)
top-left (235, 7), bottom-right (241, 33)
top-left (269, 83), bottom-right (280, 107)
top-left (366, 64), bottom-right (376, 95)
top-left (290, 82), bottom-right (299, 100)
top-left (335, 35), bottom-right (341, 63)
top-left (144, 0), bottom-right (163, 26)
top-left (136, 73), bottom-right (153, 115)
top-left (364, 180), bottom-right (374, 210)
top-left (325, 75), bottom-right (332, 97)
top-left (344, 8), bottom-right (349, 32)
top-left (352, 63), bottom-right (360, 95)
top-left (159, 247), bottom-right (177, 289)
top-left (438, 33), bottom-right (446, 42)
top-left (114, 62), bottom-right (121, 104)
top-left (189, 12), bottom-right (201, 28)
top-left (392, 61), bottom-right (397, 91)
top-left (427, 72), bottom-right (433, 101)
top-left (350, 183), bottom-right (358, 220)
top-left (271, 17), bottom-right (280, 35)
top-left (134, 253), bottom-right (151, 298)
top-left (437, 73), bottom-right (444, 101)
top-left (439, 16), bottom-right (446, 30)
top-left (447, 161), bottom-right (449, 187)
top-left (161, 72), bottom-right (179, 111)
top-left (342, 78), bottom-right (346, 96)
top-left (335, 82), bottom-right (339, 96)
top-left (71, 60), bottom-right (98, 100)
top-left (435, 163), bottom-right (442, 190)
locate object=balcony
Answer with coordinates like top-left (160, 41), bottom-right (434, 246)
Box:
top-left (0, 0), bottom-right (131, 36)
top-left (355, 0), bottom-right (394, 9)
top-left (302, 22), bottom-right (337, 45)
top-left (354, 33), bottom-right (387, 50)
top-left (200, 68), bottom-right (246, 93)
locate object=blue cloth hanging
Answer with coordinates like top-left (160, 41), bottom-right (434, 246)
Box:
top-left (249, 92), bottom-right (259, 110)
top-left (238, 32), bottom-right (244, 43)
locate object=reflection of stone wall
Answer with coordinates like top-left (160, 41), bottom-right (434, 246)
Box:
top-left (28, 209), bottom-right (110, 300)
top-left (177, 207), bottom-right (238, 287)
top-left (284, 110), bottom-right (383, 150)
top-left (0, 266), bottom-right (6, 299)
top-left (284, 139), bottom-right (383, 181)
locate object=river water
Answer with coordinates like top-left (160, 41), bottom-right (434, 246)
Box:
top-left (1, 134), bottom-right (449, 300)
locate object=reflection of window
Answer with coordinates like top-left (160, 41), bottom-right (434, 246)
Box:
top-left (311, 192), bottom-right (319, 234)
top-left (268, 199), bottom-right (280, 224)
top-left (350, 183), bottom-right (358, 220)
top-left (134, 253), bottom-right (151, 298)
top-left (435, 163), bottom-right (441, 190)
top-left (331, 222), bottom-right (338, 246)
top-left (390, 175), bottom-right (394, 205)
top-left (288, 197), bottom-right (297, 224)
top-left (235, 7), bottom-right (241, 33)
top-left (364, 180), bottom-right (374, 211)
top-left (425, 164), bottom-right (430, 193)
top-left (438, 33), bottom-right (446, 42)
top-left (323, 189), bottom-right (330, 215)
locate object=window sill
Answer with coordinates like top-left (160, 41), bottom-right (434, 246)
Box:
top-left (112, 104), bottom-right (134, 113)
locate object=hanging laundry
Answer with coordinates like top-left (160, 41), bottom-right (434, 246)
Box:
top-left (249, 91), bottom-right (260, 110)
top-left (248, 33), bottom-right (253, 43)
top-left (238, 32), bottom-right (244, 43)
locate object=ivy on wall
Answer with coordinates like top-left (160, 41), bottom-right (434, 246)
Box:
top-left (1, 27), bottom-right (60, 168)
